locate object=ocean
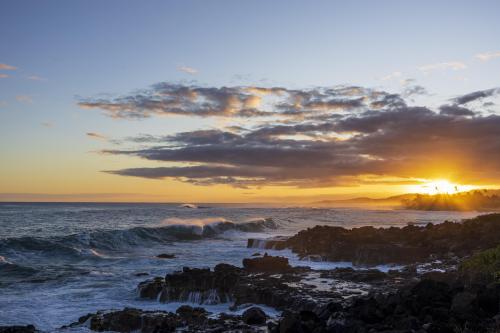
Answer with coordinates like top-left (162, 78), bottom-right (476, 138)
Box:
top-left (0, 202), bottom-right (480, 331)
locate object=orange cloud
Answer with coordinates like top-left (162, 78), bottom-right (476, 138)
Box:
top-left (0, 63), bottom-right (17, 70)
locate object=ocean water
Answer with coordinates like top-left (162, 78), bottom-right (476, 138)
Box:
top-left (0, 202), bottom-right (480, 331)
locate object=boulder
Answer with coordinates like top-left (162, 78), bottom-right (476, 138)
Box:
top-left (138, 277), bottom-right (165, 299)
top-left (156, 253), bottom-right (175, 259)
top-left (89, 308), bottom-right (143, 332)
top-left (242, 254), bottom-right (291, 273)
top-left (277, 311), bottom-right (302, 333)
top-left (242, 307), bottom-right (267, 325)
top-left (451, 291), bottom-right (476, 317)
top-left (0, 326), bottom-right (37, 333)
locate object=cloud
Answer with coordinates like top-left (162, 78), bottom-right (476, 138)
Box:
top-left (403, 85), bottom-right (427, 97)
top-left (439, 105), bottom-right (475, 116)
top-left (177, 66), bottom-right (198, 75)
top-left (453, 88), bottom-right (500, 105)
top-left (83, 82), bottom-right (500, 188)
top-left (380, 71), bottom-right (402, 81)
top-left (418, 61), bottom-right (467, 72)
top-left (16, 95), bottom-right (33, 104)
top-left (0, 63), bottom-right (16, 70)
top-left (475, 51), bottom-right (500, 62)
top-left (27, 75), bottom-right (47, 81)
top-left (0, 74), bottom-right (8, 78)
top-left (41, 122), bottom-right (53, 128)
top-left (86, 132), bottom-right (107, 140)
top-left (79, 83), bottom-right (382, 119)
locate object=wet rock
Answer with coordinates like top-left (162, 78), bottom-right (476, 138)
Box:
top-left (71, 307), bottom-right (268, 333)
top-left (477, 285), bottom-right (500, 315)
top-left (275, 310), bottom-right (322, 333)
top-left (72, 307), bottom-right (238, 333)
top-left (409, 279), bottom-right (451, 306)
top-left (156, 253), bottom-right (175, 259)
top-left (0, 326), bottom-right (37, 333)
top-left (451, 291), bottom-right (476, 317)
top-left (242, 254), bottom-right (291, 273)
top-left (280, 214), bottom-right (500, 265)
top-left (242, 307), bottom-right (267, 325)
top-left (277, 311), bottom-right (302, 333)
top-left (138, 258), bottom-right (390, 313)
top-left (138, 277), bottom-right (165, 299)
top-left (350, 297), bottom-right (384, 324)
top-left (322, 267), bottom-right (387, 282)
top-left (175, 305), bottom-right (207, 317)
top-left (89, 308), bottom-right (143, 332)
top-left (138, 264), bottom-right (245, 305)
top-left (315, 301), bottom-right (343, 321)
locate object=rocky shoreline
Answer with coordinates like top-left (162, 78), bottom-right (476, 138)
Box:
top-left (2, 214), bottom-right (500, 332)
top-left (248, 214), bottom-right (500, 265)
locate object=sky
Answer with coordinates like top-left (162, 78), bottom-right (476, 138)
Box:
top-left (1, 0), bottom-right (500, 203)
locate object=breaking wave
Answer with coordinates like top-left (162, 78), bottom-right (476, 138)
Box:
top-left (0, 217), bottom-right (279, 259)
top-left (0, 256), bottom-right (39, 284)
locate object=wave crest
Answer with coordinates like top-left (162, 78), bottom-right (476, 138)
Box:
top-left (0, 217), bottom-right (279, 259)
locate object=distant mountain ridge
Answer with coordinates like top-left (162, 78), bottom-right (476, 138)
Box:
top-left (312, 193), bottom-right (417, 207)
top-left (313, 190), bottom-right (500, 211)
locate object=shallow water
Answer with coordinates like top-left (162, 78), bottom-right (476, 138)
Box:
top-left (0, 202), bottom-right (480, 331)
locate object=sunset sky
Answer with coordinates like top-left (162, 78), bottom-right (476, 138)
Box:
top-left (1, 0), bottom-right (500, 203)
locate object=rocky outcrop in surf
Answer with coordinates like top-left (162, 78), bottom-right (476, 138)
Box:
top-left (86, 252), bottom-right (500, 333)
top-left (271, 272), bottom-right (500, 333)
top-left (242, 253), bottom-right (292, 273)
top-left (138, 258), bottom-right (300, 307)
top-left (0, 326), bottom-right (37, 333)
top-left (66, 305), bottom-right (270, 333)
top-left (249, 214), bottom-right (500, 265)
top-left (137, 255), bottom-right (406, 311)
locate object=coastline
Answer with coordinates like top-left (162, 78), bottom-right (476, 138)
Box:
top-left (2, 213), bottom-right (499, 332)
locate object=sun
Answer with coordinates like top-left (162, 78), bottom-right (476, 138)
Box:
top-left (410, 179), bottom-right (475, 195)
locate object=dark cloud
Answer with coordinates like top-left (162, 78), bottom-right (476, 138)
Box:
top-left (369, 93), bottom-right (406, 109)
top-left (86, 132), bottom-right (107, 140)
top-left (403, 85), bottom-right (428, 97)
top-left (439, 105), bottom-right (475, 116)
top-left (92, 84), bottom-right (500, 188)
top-left (453, 88), bottom-right (500, 105)
top-left (79, 83), bottom-right (399, 119)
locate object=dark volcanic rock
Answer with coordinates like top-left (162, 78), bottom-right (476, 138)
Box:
top-left (242, 253), bottom-right (291, 273)
top-left (320, 267), bottom-right (387, 282)
top-left (138, 277), bottom-right (165, 299)
top-left (275, 310), bottom-right (323, 333)
top-left (72, 307), bottom-right (265, 333)
top-left (0, 326), bottom-right (37, 333)
top-left (156, 253), bottom-right (175, 259)
top-left (273, 276), bottom-right (500, 333)
top-left (87, 308), bottom-right (145, 332)
top-left (451, 291), bottom-right (477, 319)
top-left (138, 262), bottom-right (264, 305)
top-left (242, 307), bottom-right (267, 325)
top-left (138, 257), bottom-right (352, 311)
top-left (278, 214), bottom-right (500, 265)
